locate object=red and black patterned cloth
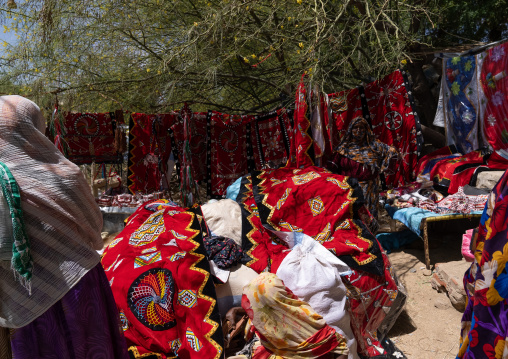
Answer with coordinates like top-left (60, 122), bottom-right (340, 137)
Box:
top-left (101, 200), bottom-right (223, 359)
top-left (128, 113), bottom-right (177, 194)
top-left (62, 111), bottom-right (124, 164)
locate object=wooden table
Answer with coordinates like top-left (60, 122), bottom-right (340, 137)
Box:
top-left (389, 212), bottom-right (482, 270)
top-left (420, 213), bottom-right (481, 269)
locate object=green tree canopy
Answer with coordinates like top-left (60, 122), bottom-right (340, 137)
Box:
top-left (0, 0), bottom-right (436, 114)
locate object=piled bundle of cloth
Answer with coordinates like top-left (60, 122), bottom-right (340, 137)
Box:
top-left (101, 167), bottom-right (407, 359)
top-left (381, 144), bottom-right (504, 216)
top-left (384, 184), bottom-right (488, 215)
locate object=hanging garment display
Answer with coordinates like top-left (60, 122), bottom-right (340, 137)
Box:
top-left (363, 70), bottom-right (423, 187)
top-left (62, 111), bottom-right (124, 164)
top-left (477, 41), bottom-right (508, 159)
top-left (251, 109), bottom-right (292, 170)
top-left (287, 76), bottom-right (315, 168)
top-left (441, 55), bottom-right (481, 154)
top-left (327, 87), bottom-right (366, 150)
top-left (101, 200), bottom-right (224, 359)
top-left (328, 70), bottom-right (423, 187)
top-left (171, 112), bottom-right (209, 184)
top-left (206, 111), bottom-right (255, 199)
top-left (310, 87), bottom-right (326, 165)
top-left (127, 113), bottom-right (176, 195)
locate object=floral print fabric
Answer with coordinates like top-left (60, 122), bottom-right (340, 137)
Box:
top-left (242, 272), bottom-right (348, 359)
top-left (457, 169), bottom-right (508, 358)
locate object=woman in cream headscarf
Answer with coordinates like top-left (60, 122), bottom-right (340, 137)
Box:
top-left (0, 95), bottom-right (128, 358)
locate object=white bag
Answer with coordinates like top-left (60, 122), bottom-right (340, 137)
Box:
top-left (276, 233), bottom-right (359, 359)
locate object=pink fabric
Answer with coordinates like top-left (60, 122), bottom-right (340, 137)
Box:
top-left (462, 229), bottom-right (474, 262)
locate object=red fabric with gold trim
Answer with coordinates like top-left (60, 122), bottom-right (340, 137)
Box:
top-left (62, 112), bottom-right (122, 164)
top-left (430, 150), bottom-right (484, 187)
top-left (287, 77), bottom-right (314, 168)
top-left (209, 111), bottom-right (255, 197)
top-left (251, 110), bottom-right (292, 170)
top-left (101, 200), bottom-right (223, 359)
top-left (237, 167), bottom-right (386, 275)
top-left (236, 167), bottom-right (403, 357)
top-left (128, 113), bottom-right (176, 194)
top-left (237, 180), bottom-right (289, 274)
top-left (172, 112), bottom-right (209, 182)
top-left (255, 167), bottom-right (377, 266)
top-left (363, 70), bottom-right (419, 187)
top-left (327, 88), bottom-right (364, 150)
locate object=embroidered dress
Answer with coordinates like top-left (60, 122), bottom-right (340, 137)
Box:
top-left (329, 70), bottom-right (423, 187)
top-left (457, 169), bottom-right (508, 358)
top-left (251, 109), bottom-right (292, 170)
top-left (477, 41), bottom-right (508, 159)
top-left (363, 70), bottom-right (423, 187)
top-left (128, 113), bottom-right (176, 194)
top-left (62, 111), bottom-right (123, 164)
top-left (287, 76), bottom-right (314, 168)
top-left (206, 111), bottom-right (255, 198)
top-left (441, 55), bottom-right (481, 154)
top-left (101, 200), bottom-right (224, 359)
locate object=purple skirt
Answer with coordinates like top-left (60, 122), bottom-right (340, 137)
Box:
top-left (10, 264), bottom-right (129, 359)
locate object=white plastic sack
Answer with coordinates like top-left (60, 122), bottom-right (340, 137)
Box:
top-left (276, 233), bottom-right (359, 359)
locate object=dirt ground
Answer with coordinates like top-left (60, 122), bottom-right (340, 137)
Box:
top-left (381, 214), bottom-right (480, 359)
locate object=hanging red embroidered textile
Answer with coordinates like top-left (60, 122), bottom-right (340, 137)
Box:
top-left (171, 112), bottom-right (209, 183)
top-left (363, 70), bottom-right (421, 187)
top-left (128, 113), bottom-right (176, 194)
top-left (251, 109), bottom-right (292, 170)
top-left (206, 111), bottom-right (255, 198)
top-left (287, 76), bottom-right (314, 168)
top-left (478, 41), bottom-right (508, 158)
top-left (62, 112), bottom-right (123, 164)
top-left (101, 200), bottom-right (223, 359)
top-left (327, 88), bottom-right (365, 150)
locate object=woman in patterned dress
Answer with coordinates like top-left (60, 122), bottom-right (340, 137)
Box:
top-left (327, 117), bottom-right (398, 232)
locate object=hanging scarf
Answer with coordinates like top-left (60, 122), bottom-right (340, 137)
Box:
top-left (336, 117), bottom-right (397, 175)
top-left (0, 162), bottom-right (32, 293)
top-left (180, 104), bottom-right (196, 207)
